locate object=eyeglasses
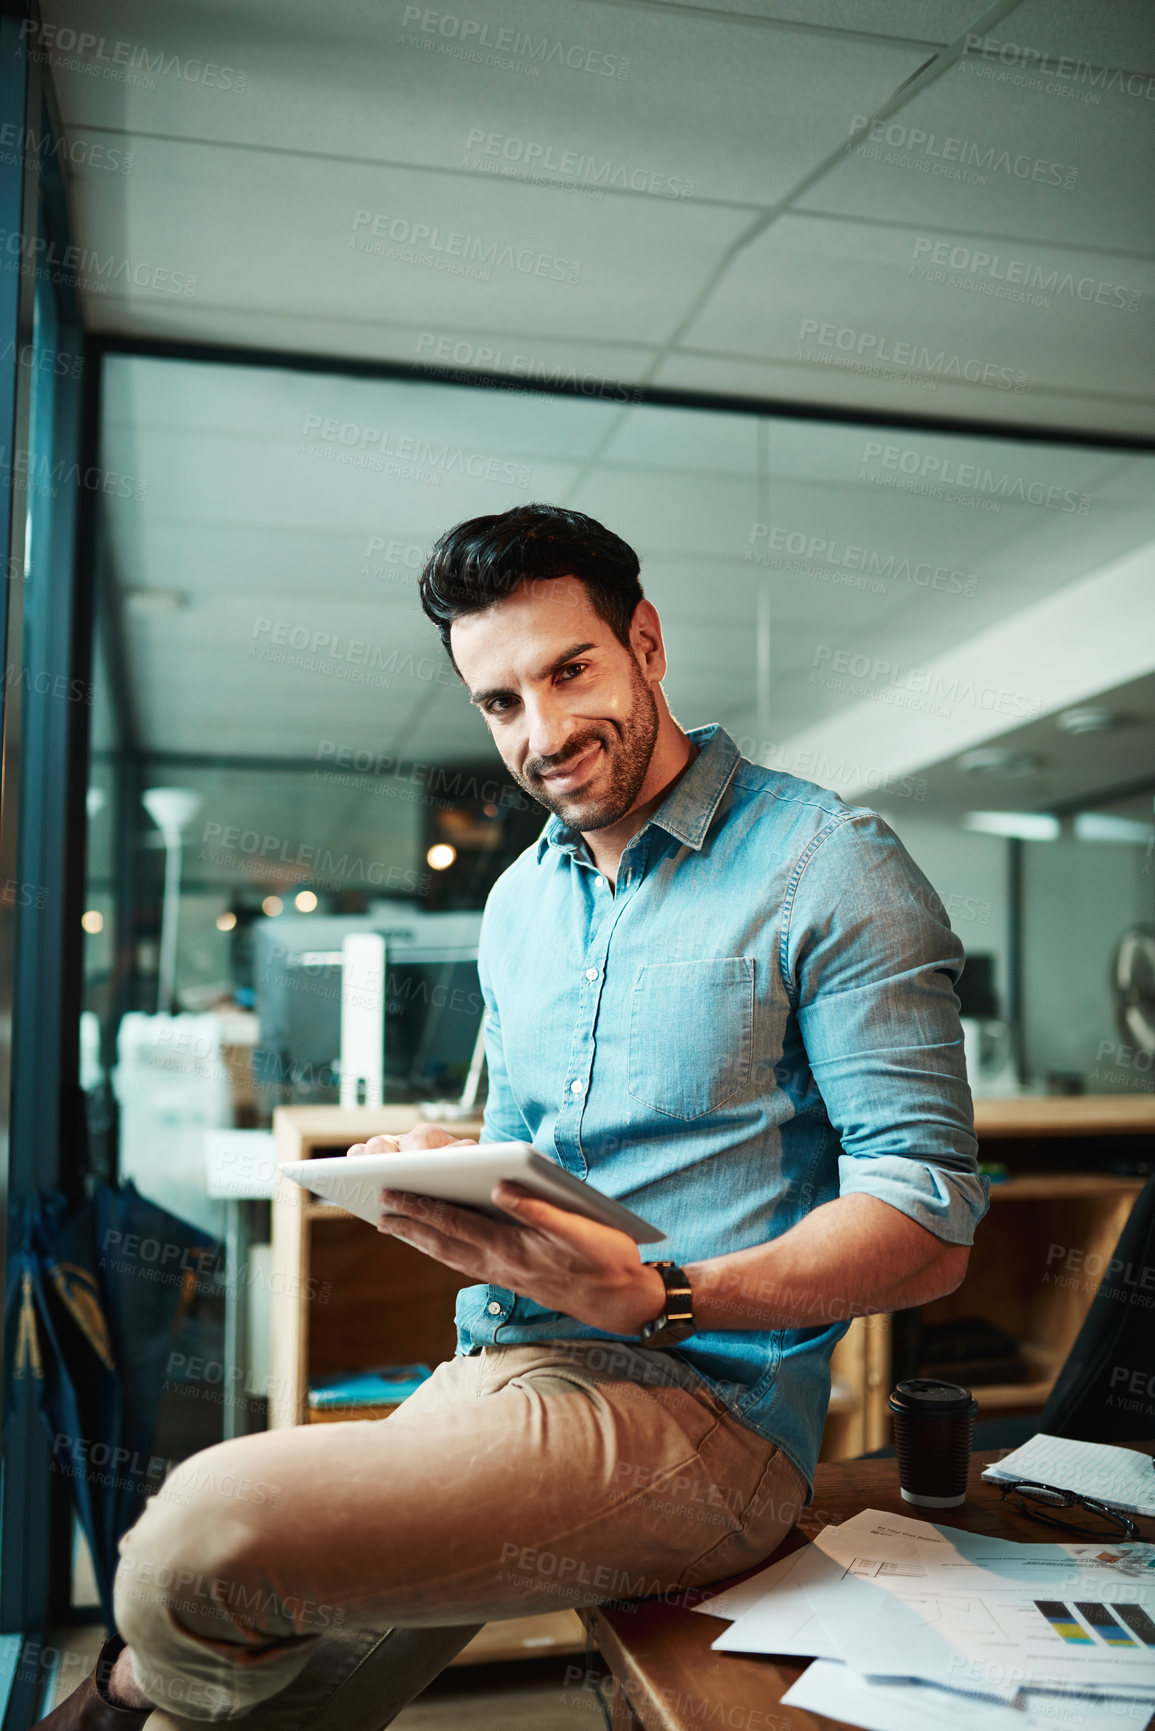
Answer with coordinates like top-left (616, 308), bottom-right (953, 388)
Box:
top-left (999, 1479), bottom-right (1139, 1541)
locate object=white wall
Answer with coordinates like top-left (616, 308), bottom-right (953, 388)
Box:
top-left (1022, 837), bottom-right (1154, 1094)
top-left (876, 809), bottom-right (1011, 1019)
top-left (868, 811), bottom-right (1155, 1094)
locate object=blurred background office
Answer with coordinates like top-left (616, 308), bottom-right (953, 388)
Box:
top-left (0, 0), bottom-right (1152, 1708)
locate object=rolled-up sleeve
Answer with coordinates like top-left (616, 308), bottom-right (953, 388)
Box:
top-left (785, 809), bottom-right (989, 1245)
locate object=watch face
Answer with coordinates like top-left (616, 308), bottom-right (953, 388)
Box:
top-left (640, 1312), bottom-right (694, 1348)
top-left (643, 1328), bottom-right (689, 1349)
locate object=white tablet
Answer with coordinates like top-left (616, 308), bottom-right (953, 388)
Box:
top-left (279, 1141), bottom-right (666, 1245)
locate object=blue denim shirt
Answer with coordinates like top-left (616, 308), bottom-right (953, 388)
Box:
top-left (460, 724), bottom-right (988, 1491)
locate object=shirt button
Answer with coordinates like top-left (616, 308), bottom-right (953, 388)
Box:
top-left (594, 875), bottom-right (604, 887)
top-left (570, 1079), bottom-right (583, 1094)
top-left (585, 967), bottom-right (599, 981)
top-left (487, 1301), bottom-right (503, 1316)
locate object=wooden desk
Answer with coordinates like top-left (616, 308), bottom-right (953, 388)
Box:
top-left (585, 1443), bottom-right (1155, 1731)
top-left (973, 1096), bottom-right (1155, 1137)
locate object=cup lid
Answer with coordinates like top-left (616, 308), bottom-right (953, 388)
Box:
top-left (888, 1378), bottom-right (978, 1418)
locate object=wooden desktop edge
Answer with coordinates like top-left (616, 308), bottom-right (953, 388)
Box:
top-left (583, 1441), bottom-right (1155, 1731)
top-left (271, 1096), bottom-right (1155, 1143)
top-left (972, 1095), bottom-right (1155, 1137)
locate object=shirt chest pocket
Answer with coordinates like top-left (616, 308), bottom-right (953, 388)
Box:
top-left (627, 957), bottom-right (754, 1120)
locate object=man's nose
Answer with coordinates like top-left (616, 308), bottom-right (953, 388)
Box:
top-left (522, 691), bottom-right (574, 761)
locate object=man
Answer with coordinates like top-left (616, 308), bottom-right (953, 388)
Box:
top-left (41, 504), bottom-right (985, 1729)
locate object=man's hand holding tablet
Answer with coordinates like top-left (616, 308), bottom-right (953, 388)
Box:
top-left (347, 1121), bottom-right (478, 1159)
top-left (344, 1125), bottom-right (667, 1336)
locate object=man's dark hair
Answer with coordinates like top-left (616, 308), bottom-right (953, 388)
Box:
top-left (419, 504), bottom-right (644, 663)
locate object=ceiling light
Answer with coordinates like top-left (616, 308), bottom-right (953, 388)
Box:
top-left (124, 587), bottom-right (188, 613)
top-left (142, 787), bottom-right (202, 837)
top-left (81, 909), bottom-right (104, 934)
top-left (957, 748), bottom-right (1041, 778)
top-left (1056, 707), bottom-right (1126, 734)
top-left (1074, 813), bottom-right (1155, 844)
top-left (294, 889), bottom-right (319, 912)
top-left (216, 911), bottom-right (237, 931)
top-left (964, 811), bottom-right (1060, 841)
top-left (142, 788), bottom-right (202, 1016)
top-left (262, 895), bottom-right (284, 916)
top-left (426, 843), bottom-right (457, 871)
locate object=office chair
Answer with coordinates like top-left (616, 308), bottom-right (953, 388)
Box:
top-left (863, 1170), bottom-right (1155, 1456)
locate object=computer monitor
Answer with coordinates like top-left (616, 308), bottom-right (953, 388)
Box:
top-left (252, 907), bottom-right (484, 1109)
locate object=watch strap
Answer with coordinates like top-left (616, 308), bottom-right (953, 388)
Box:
top-left (637, 1260), bottom-right (694, 1349)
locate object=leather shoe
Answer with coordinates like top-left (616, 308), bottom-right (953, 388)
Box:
top-left (31, 1635), bottom-right (152, 1728)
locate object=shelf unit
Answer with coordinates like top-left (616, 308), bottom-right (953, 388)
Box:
top-left (269, 1106), bottom-right (483, 1432)
top-left (908, 1170), bottom-right (1142, 1420)
top-left (820, 1312), bottom-right (893, 1460)
top-left (824, 1093), bottom-right (1155, 1453)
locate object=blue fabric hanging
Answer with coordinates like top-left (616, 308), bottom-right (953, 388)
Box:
top-left (3, 1182), bottom-right (218, 1628)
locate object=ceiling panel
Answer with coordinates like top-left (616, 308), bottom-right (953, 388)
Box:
top-left (599, 406), bottom-right (761, 473)
top-left (967, 0), bottom-right (1155, 71)
top-left (796, 58), bottom-right (1155, 254)
top-left (1087, 453), bottom-right (1155, 503)
top-left (148, 762), bottom-right (428, 898)
top-left (97, 356), bottom-right (1155, 799)
top-left (95, 296), bottom-right (663, 384)
top-left (104, 356), bottom-right (635, 456)
top-left (46, 0), bottom-right (930, 207)
top-left (677, 213), bottom-right (1155, 419)
top-left (655, 0), bottom-right (982, 37)
top-left (69, 142), bottom-right (754, 347)
top-left (35, 0), bottom-right (1153, 434)
top-left (650, 349), bottom-right (1155, 436)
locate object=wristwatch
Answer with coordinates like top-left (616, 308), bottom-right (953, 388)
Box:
top-left (636, 1261), bottom-right (695, 1349)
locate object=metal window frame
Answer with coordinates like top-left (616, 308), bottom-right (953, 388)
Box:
top-left (0, 5), bottom-right (92, 1714)
top-left (89, 330), bottom-right (1155, 454)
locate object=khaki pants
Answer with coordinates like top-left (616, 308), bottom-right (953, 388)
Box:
top-left (114, 1339), bottom-right (806, 1729)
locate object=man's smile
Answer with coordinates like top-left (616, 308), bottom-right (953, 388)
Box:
top-left (536, 740), bottom-right (602, 792)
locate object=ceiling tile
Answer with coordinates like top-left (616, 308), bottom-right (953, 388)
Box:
top-left (796, 57), bottom-right (1155, 254)
top-left (676, 213), bottom-right (1155, 423)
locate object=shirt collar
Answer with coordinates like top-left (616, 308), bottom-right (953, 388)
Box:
top-left (535, 725), bottom-right (742, 863)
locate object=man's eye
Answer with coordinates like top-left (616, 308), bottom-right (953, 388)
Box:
top-left (485, 697), bottom-right (516, 716)
top-left (557, 663), bottom-right (586, 682)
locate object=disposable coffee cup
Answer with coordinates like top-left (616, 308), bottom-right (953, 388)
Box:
top-left (888, 1379), bottom-right (978, 1508)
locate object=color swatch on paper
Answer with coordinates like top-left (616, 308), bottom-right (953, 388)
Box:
top-left (1115, 1603), bottom-right (1155, 1647)
top-left (1074, 1602), bottom-right (1136, 1646)
top-left (1035, 1600), bottom-right (1093, 1644)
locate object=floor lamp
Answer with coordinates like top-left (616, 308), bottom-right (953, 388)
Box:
top-left (142, 787), bottom-right (202, 1015)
